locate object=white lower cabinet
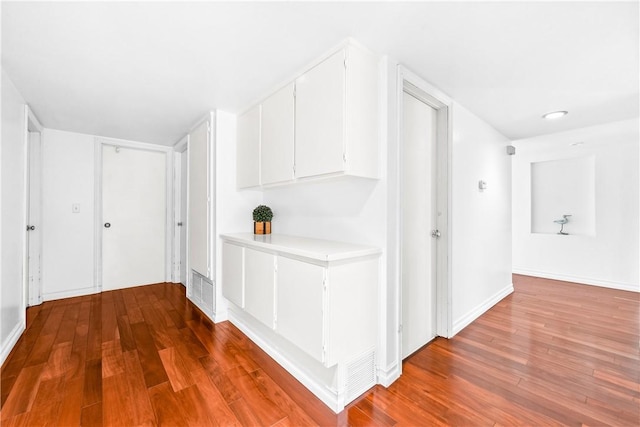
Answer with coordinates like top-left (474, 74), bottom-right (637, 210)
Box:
top-left (220, 233), bottom-right (381, 413)
top-left (275, 256), bottom-right (325, 362)
top-left (221, 242), bottom-right (244, 308)
top-left (244, 249), bottom-right (276, 328)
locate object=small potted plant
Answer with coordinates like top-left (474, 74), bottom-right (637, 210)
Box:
top-left (253, 205), bottom-right (273, 234)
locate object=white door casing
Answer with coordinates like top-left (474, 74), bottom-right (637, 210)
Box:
top-left (101, 145), bottom-right (167, 291)
top-left (401, 92), bottom-right (438, 358)
top-left (24, 106), bottom-right (44, 307)
top-left (396, 66), bottom-right (452, 368)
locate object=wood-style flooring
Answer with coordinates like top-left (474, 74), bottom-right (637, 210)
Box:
top-left (1, 274), bottom-right (638, 426)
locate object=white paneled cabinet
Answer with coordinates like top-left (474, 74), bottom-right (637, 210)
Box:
top-left (244, 249), bottom-right (276, 328)
top-left (261, 83), bottom-right (295, 185)
top-left (220, 233), bottom-right (381, 412)
top-left (275, 256), bottom-right (325, 362)
top-left (236, 105), bottom-right (261, 189)
top-left (236, 40), bottom-right (379, 189)
top-left (295, 50), bottom-right (346, 178)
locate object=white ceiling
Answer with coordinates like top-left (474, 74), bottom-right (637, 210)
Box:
top-left (2, 1), bottom-right (638, 146)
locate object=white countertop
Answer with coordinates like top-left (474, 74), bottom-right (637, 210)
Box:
top-left (220, 233), bottom-right (381, 262)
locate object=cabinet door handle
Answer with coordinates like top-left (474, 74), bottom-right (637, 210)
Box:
top-left (104, 223), bottom-right (111, 228)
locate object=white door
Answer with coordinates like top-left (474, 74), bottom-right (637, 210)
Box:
top-left (401, 91), bottom-right (438, 359)
top-left (26, 131), bottom-right (42, 306)
top-left (102, 145), bottom-right (166, 291)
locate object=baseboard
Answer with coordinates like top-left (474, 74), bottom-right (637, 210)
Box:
top-left (228, 309), bottom-right (343, 413)
top-left (1, 320), bottom-right (26, 366)
top-left (42, 286), bottom-right (98, 301)
top-left (451, 283), bottom-right (514, 337)
top-left (512, 268), bottom-right (639, 293)
top-left (377, 362), bottom-right (400, 387)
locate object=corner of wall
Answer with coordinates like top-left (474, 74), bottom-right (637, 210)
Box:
top-left (0, 319), bottom-right (25, 367)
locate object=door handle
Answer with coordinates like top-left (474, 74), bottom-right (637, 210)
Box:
top-left (104, 223), bottom-right (111, 228)
top-left (431, 229), bottom-right (441, 239)
top-left (27, 225), bottom-right (35, 231)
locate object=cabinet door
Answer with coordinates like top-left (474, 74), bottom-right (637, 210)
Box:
top-left (261, 83), bottom-right (295, 185)
top-left (236, 105), bottom-right (261, 188)
top-left (295, 50), bottom-right (345, 179)
top-left (222, 242), bottom-right (244, 308)
top-left (245, 249), bottom-right (276, 328)
top-left (275, 256), bottom-right (325, 362)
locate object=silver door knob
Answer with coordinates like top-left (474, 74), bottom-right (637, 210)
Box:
top-left (27, 225), bottom-right (35, 231)
top-left (431, 229), bottom-right (441, 239)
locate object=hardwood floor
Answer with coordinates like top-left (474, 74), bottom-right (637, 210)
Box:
top-left (1, 274), bottom-right (638, 426)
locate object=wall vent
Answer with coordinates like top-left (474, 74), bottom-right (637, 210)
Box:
top-left (345, 348), bottom-right (376, 402)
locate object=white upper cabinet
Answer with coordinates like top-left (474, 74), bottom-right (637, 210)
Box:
top-left (295, 50), bottom-right (346, 179)
top-left (236, 105), bottom-right (261, 189)
top-left (261, 82), bottom-right (295, 185)
top-left (236, 40), bottom-right (379, 189)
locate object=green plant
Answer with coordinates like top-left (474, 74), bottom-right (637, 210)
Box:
top-left (252, 205), bottom-right (273, 222)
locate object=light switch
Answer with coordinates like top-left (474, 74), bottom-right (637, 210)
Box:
top-left (72, 203), bottom-right (80, 213)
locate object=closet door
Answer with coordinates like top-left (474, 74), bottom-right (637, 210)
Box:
top-left (295, 50), bottom-right (345, 178)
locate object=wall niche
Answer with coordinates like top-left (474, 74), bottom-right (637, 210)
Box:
top-left (530, 156), bottom-right (596, 236)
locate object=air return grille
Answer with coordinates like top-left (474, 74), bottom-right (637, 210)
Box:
top-left (345, 349), bottom-right (376, 402)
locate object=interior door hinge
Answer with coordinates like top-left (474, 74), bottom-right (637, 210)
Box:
top-left (343, 153), bottom-right (347, 163)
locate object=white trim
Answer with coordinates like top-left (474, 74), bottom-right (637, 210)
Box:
top-left (377, 362), bottom-right (401, 388)
top-left (94, 137), bottom-right (174, 291)
top-left (165, 148), bottom-right (175, 282)
top-left (0, 320), bottom-right (25, 367)
top-left (395, 65), bottom-right (453, 371)
top-left (173, 134), bottom-right (188, 153)
top-left (451, 284), bottom-right (514, 336)
top-left (93, 140), bottom-right (103, 293)
top-left (26, 106), bottom-right (43, 132)
top-left (228, 308), bottom-right (344, 413)
top-left (23, 106), bottom-right (45, 314)
top-left (43, 286), bottom-right (98, 301)
top-left (513, 268), bottom-right (639, 293)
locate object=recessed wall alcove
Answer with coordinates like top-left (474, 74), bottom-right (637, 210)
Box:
top-left (530, 156), bottom-right (596, 236)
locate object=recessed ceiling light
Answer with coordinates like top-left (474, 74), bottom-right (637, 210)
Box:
top-left (542, 110), bottom-right (568, 120)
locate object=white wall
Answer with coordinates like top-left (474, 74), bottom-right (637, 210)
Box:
top-left (41, 129), bottom-right (96, 300)
top-left (450, 103), bottom-right (514, 334)
top-left (1, 69), bottom-right (27, 365)
top-left (513, 119), bottom-right (640, 291)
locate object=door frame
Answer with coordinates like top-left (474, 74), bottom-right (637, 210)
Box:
top-left (396, 66), bottom-right (452, 366)
top-left (94, 137), bottom-right (174, 292)
top-left (173, 135), bottom-right (189, 285)
top-left (23, 105), bottom-right (44, 308)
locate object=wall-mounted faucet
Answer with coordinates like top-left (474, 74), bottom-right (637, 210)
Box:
top-left (553, 214), bottom-right (572, 235)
